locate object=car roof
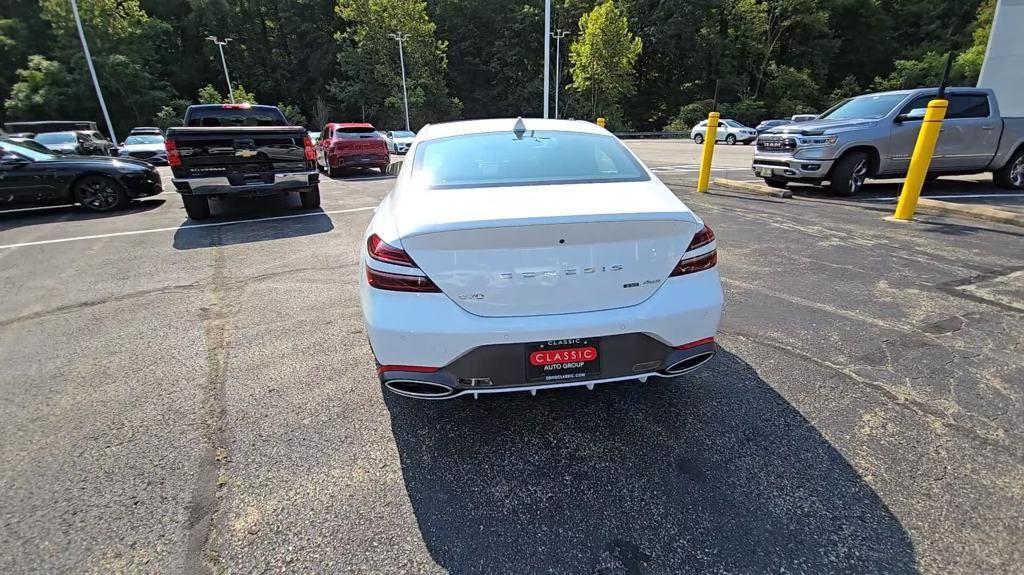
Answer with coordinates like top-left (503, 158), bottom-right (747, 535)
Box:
top-left (417, 118), bottom-right (605, 142)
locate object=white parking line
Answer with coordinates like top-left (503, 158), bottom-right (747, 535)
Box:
top-left (0, 206), bottom-right (376, 250)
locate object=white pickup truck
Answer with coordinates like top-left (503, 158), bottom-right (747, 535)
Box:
top-left (752, 87), bottom-right (1024, 195)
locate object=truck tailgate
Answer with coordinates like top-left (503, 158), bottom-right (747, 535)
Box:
top-left (167, 127), bottom-right (311, 177)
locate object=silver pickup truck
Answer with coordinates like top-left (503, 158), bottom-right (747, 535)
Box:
top-left (752, 87), bottom-right (1024, 195)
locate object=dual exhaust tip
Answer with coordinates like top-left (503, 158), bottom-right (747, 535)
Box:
top-left (383, 351), bottom-right (716, 399)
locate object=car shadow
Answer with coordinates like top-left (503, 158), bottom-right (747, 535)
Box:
top-left (172, 195), bottom-right (334, 250)
top-left (385, 347), bottom-right (917, 574)
top-left (0, 199), bottom-right (165, 232)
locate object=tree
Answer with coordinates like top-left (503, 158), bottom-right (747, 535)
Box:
top-left (568, 0), bottom-right (643, 127)
top-left (331, 0), bottom-right (460, 128)
top-left (197, 84), bottom-right (223, 104)
top-left (955, 0), bottom-right (995, 85)
top-left (153, 98), bottom-right (192, 130)
top-left (277, 102), bottom-right (308, 127)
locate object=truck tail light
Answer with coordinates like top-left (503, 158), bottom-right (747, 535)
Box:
top-left (670, 224), bottom-right (717, 277)
top-left (165, 139), bottom-right (182, 167)
top-left (303, 135), bottom-right (316, 161)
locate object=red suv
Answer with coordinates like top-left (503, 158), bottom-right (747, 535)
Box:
top-left (316, 123), bottom-right (390, 176)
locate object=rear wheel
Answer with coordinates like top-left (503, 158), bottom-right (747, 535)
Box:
top-left (993, 148), bottom-right (1024, 190)
top-left (693, 133), bottom-right (704, 145)
top-left (725, 134), bottom-right (737, 145)
top-left (182, 195), bottom-right (211, 220)
top-left (828, 151), bottom-right (869, 196)
top-left (299, 184), bottom-right (321, 209)
top-left (763, 178), bottom-right (789, 190)
top-left (74, 175), bottom-right (128, 212)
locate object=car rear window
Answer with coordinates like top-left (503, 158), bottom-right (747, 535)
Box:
top-left (413, 130), bottom-right (649, 189)
top-left (334, 126), bottom-right (378, 137)
top-left (36, 132), bottom-right (77, 144)
top-left (185, 106), bottom-right (287, 127)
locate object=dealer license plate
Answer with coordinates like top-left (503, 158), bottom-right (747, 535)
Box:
top-left (526, 338), bottom-right (601, 383)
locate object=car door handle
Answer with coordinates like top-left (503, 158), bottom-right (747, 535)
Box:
top-left (982, 125), bottom-right (995, 130)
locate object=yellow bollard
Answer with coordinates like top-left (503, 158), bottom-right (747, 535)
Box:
top-left (892, 99), bottom-right (948, 221)
top-left (596, 117), bottom-right (606, 128)
top-left (696, 111), bottom-right (719, 193)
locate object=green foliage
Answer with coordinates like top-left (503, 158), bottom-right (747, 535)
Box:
top-left (764, 64), bottom-right (820, 116)
top-left (569, 1), bottom-right (643, 126)
top-left (331, 0), bottom-right (460, 129)
top-left (197, 85), bottom-right (223, 104)
top-left (277, 102), bottom-right (308, 127)
top-left (153, 98), bottom-right (191, 130)
top-left (228, 85), bottom-right (257, 104)
top-left (955, 0), bottom-right (995, 85)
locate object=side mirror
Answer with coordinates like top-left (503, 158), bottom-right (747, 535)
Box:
top-left (895, 108), bottom-right (927, 123)
top-left (386, 161), bottom-right (403, 176)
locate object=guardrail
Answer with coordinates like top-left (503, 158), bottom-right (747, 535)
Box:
top-left (613, 131), bottom-right (690, 139)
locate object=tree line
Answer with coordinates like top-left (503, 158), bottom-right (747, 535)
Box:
top-left (0, 0), bottom-right (994, 136)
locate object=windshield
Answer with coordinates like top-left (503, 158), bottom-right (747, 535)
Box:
top-left (0, 140), bottom-right (55, 161)
top-left (391, 131), bottom-right (415, 138)
top-left (413, 130), bottom-right (649, 189)
top-left (723, 120), bottom-right (745, 128)
top-left (35, 132), bottom-right (77, 144)
top-left (818, 94), bottom-right (907, 120)
top-left (124, 135), bottom-right (164, 145)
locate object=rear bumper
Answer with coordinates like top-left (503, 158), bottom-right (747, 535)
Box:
top-left (328, 152), bottom-right (389, 168)
top-left (172, 170), bottom-right (318, 196)
top-left (362, 266), bottom-right (724, 396)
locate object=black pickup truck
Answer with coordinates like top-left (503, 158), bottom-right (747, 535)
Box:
top-left (166, 104), bottom-right (319, 219)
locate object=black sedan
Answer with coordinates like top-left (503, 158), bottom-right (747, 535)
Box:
top-left (0, 139), bottom-right (163, 212)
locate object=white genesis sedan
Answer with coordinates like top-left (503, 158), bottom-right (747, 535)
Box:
top-left (360, 118), bottom-right (723, 399)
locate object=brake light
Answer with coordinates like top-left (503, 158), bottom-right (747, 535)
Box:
top-left (367, 234), bottom-right (416, 267)
top-left (687, 225), bottom-right (715, 251)
top-left (365, 266), bottom-right (441, 292)
top-left (221, 103), bottom-right (251, 109)
top-left (165, 139), bottom-right (181, 167)
top-left (669, 251), bottom-right (717, 277)
top-left (377, 364), bottom-right (440, 374)
top-left (675, 336), bottom-right (715, 350)
top-left (303, 135), bottom-right (316, 161)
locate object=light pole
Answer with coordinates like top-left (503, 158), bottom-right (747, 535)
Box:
top-left (551, 29), bottom-right (569, 119)
top-left (70, 0), bottom-right (117, 145)
top-left (388, 32), bottom-right (411, 131)
top-left (205, 36), bottom-right (235, 103)
top-left (543, 0), bottom-right (551, 118)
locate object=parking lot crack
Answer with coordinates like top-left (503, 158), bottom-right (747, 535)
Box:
top-left (184, 241), bottom-right (240, 575)
top-left (0, 282), bottom-right (202, 329)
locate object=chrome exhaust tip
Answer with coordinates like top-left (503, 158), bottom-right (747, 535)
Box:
top-left (384, 379), bottom-right (457, 399)
top-left (664, 351), bottom-right (716, 375)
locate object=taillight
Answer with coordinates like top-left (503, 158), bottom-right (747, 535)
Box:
top-left (221, 103), bottom-right (251, 109)
top-left (687, 225), bottom-right (715, 251)
top-left (377, 364), bottom-right (440, 375)
top-left (365, 266), bottom-right (441, 292)
top-left (303, 135), bottom-right (316, 161)
top-left (367, 234), bottom-right (415, 267)
top-left (669, 224), bottom-right (717, 277)
top-left (165, 139), bottom-right (181, 167)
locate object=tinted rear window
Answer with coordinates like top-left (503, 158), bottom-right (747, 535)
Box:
top-left (335, 126), bottom-right (378, 136)
top-left (185, 106), bottom-right (287, 127)
top-left (413, 130), bottom-right (649, 189)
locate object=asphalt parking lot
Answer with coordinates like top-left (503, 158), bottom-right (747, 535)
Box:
top-left (1, 145), bottom-right (1022, 574)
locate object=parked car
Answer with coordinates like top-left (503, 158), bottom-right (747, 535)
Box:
top-left (165, 103), bottom-right (318, 219)
top-left (129, 126), bottom-right (163, 136)
top-left (3, 120), bottom-right (98, 134)
top-left (790, 114), bottom-right (819, 122)
top-left (384, 130), bottom-right (416, 154)
top-left (35, 131), bottom-right (115, 156)
top-left (691, 119), bottom-right (758, 145)
top-left (752, 87), bottom-right (1024, 194)
top-left (0, 139), bottom-right (162, 211)
top-left (361, 118), bottom-right (723, 399)
top-left (119, 134), bottom-right (168, 165)
top-left (316, 123), bottom-right (390, 176)
top-left (755, 119), bottom-right (790, 134)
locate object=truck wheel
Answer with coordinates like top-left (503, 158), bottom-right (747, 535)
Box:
top-left (828, 151), bottom-right (869, 196)
top-left (725, 134), bottom-right (737, 145)
top-left (993, 148), bottom-right (1024, 190)
top-left (299, 184), bottom-right (321, 209)
top-left (693, 133), bottom-right (704, 144)
top-left (74, 176), bottom-right (128, 212)
top-left (182, 195), bottom-right (211, 220)
top-left (763, 178), bottom-right (789, 190)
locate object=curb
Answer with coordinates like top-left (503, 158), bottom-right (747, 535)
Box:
top-left (711, 178), bottom-right (792, 198)
top-left (913, 198), bottom-right (1024, 228)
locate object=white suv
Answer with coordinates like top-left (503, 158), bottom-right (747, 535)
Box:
top-left (691, 119), bottom-right (758, 145)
